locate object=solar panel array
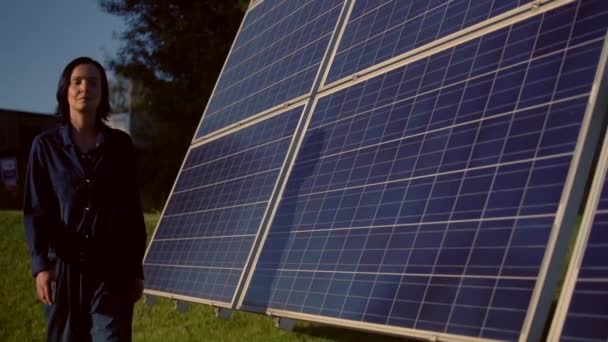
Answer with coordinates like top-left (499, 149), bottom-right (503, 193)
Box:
top-left (145, 106), bottom-right (303, 303)
top-left (195, 0), bottom-right (344, 138)
top-left (241, 1), bottom-right (608, 340)
top-left (145, 0), bottom-right (608, 340)
top-left (145, 0), bottom-right (351, 305)
top-left (549, 127), bottom-right (608, 341)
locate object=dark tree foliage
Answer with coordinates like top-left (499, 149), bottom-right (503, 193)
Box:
top-left (100, 0), bottom-right (247, 210)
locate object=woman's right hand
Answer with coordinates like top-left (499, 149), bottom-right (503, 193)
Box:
top-left (35, 270), bottom-right (55, 305)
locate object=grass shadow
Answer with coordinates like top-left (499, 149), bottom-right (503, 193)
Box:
top-left (294, 321), bottom-right (418, 342)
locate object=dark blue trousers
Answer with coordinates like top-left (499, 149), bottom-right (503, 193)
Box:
top-left (44, 260), bottom-right (135, 342)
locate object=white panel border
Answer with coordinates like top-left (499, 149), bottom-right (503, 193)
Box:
top-left (545, 64), bottom-right (608, 342)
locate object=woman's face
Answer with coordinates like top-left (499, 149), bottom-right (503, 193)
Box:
top-left (67, 63), bottom-right (101, 117)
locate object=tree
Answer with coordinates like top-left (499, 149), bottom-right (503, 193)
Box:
top-left (100, 0), bottom-right (248, 210)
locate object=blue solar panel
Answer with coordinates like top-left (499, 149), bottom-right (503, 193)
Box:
top-left (552, 134), bottom-right (608, 341)
top-left (144, 106), bottom-right (303, 303)
top-left (325, 0), bottom-right (536, 84)
top-left (242, 1), bottom-right (608, 340)
top-left (195, 0), bottom-right (344, 138)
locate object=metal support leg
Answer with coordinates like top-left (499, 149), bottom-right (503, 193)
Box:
top-left (214, 307), bottom-right (233, 320)
top-left (143, 294), bottom-right (157, 306)
top-left (174, 300), bottom-right (189, 313)
top-left (273, 317), bottom-right (296, 331)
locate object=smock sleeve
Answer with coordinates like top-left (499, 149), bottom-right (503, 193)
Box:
top-left (23, 136), bottom-right (57, 277)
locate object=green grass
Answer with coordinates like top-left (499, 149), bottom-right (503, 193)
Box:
top-left (0, 210), bottom-right (407, 342)
top-left (0, 211), bottom-right (47, 341)
top-left (3, 210), bottom-right (579, 341)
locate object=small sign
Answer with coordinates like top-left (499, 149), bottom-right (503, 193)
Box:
top-left (1, 157), bottom-right (18, 190)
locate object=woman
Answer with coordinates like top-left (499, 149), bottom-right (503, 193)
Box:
top-left (23, 57), bottom-right (147, 341)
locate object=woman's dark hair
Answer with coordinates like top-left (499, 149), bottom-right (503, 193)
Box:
top-left (56, 57), bottom-right (111, 126)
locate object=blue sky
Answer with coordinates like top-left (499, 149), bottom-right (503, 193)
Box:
top-left (0, 0), bottom-right (125, 114)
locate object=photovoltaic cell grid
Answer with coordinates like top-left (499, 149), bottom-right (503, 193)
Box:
top-left (558, 142), bottom-right (608, 341)
top-left (326, 0), bottom-right (537, 84)
top-left (144, 106), bottom-right (303, 303)
top-left (243, 1), bottom-right (608, 340)
top-left (195, 0), bottom-right (343, 138)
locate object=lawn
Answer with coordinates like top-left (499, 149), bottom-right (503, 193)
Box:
top-left (0, 210), bottom-right (407, 342)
